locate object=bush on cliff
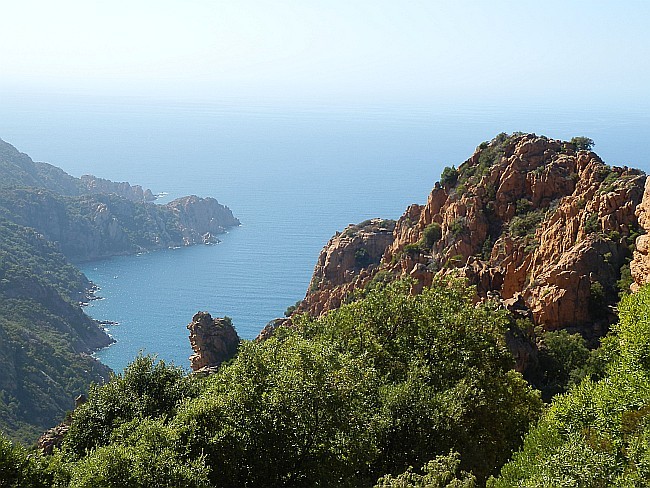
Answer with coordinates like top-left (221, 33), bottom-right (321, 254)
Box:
top-left (62, 355), bottom-right (199, 457)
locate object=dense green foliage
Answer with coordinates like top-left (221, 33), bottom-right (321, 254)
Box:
top-left (4, 280), bottom-right (542, 486)
top-left (491, 284), bottom-right (650, 486)
top-left (421, 222), bottom-right (442, 248)
top-left (525, 328), bottom-right (608, 402)
top-left (0, 433), bottom-right (51, 488)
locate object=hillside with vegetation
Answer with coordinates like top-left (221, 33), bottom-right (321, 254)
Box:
top-left (0, 280), bottom-right (544, 487)
top-left (4, 278), bottom-right (650, 487)
top-left (0, 139), bottom-right (240, 445)
top-left (0, 217), bottom-right (112, 443)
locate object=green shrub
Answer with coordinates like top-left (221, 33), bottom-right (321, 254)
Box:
top-left (449, 218), bottom-right (467, 238)
top-left (617, 263), bottom-right (634, 298)
top-left (490, 285), bottom-right (650, 487)
top-left (421, 223), bottom-right (442, 248)
top-left (532, 329), bottom-right (591, 401)
top-left (284, 300), bottom-right (302, 317)
top-left (354, 247), bottom-right (372, 268)
top-left (440, 166), bottom-right (459, 187)
top-left (570, 136), bottom-right (595, 151)
top-left (583, 213), bottom-right (600, 234)
top-left (63, 355), bottom-right (198, 457)
top-left (375, 451), bottom-right (476, 487)
top-left (0, 433), bottom-right (51, 487)
top-left (509, 209), bottom-right (545, 238)
top-left (403, 243), bottom-right (422, 256)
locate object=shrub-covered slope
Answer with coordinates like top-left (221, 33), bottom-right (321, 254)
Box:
top-left (0, 217), bottom-right (112, 443)
top-left (491, 284), bottom-right (650, 486)
top-left (0, 281), bottom-right (542, 487)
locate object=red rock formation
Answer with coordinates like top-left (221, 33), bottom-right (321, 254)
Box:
top-left (631, 178), bottom-right (650, 292)
top-left (187, 312), bottom-right (239, 372)
top-left (297, 134), bottom-right (646, 336)
top-left (297, 218), bottom-right (395, 316)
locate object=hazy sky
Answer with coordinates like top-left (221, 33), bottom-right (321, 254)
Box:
top-left (2, 0), bottom-right (648, 106)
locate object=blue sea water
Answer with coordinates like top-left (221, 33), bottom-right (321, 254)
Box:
top-left (1, 95), bottom-right (649, 371)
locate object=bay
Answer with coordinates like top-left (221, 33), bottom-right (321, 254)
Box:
top-left (1, 96), bottom-right (648, 371)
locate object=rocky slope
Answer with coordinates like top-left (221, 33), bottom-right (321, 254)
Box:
top-left (79, 174), bottom-right (156, 202)
top-left (297, 133), bottom-right (646, 338)
top-left (297, 218), bottom-right (395, 316)
top-left (631, 178), bottom-right (650, 291)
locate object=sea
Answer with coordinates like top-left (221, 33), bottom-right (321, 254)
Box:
top-left (1, 94), bottom-right (649, 372)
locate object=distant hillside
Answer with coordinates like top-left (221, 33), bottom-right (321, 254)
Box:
top-left (0, 138), bottom-right (155, 202)
top-left (0, 138), bottom-right (240, 444)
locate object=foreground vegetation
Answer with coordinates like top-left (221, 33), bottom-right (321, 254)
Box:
top-left (4, 279), bottom-right (650, 486)
top-left (491, 285), bottom-right (650, 486)
top-left (0, 280), bottom-right (542, 487)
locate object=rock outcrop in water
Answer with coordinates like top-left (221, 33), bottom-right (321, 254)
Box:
top-left (167, 195), bottom-right (240, 246)
top-left (187, 312), bottom-right (240, 373)
top-left (295, 133), bottom-right (646, 338)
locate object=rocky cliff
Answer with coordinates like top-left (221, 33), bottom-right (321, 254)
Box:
top-left (631, 178), bottom-right (650, 292)
top-left (167, 195), bottom-right (240, 246)
top-left (297, 133), bottom-right (646, 337)
top-left (297, 218), bottom-right (395, 316)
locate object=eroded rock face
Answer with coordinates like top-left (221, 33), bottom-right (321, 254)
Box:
top-left (36, 395), bottom-right (86, 455)
top-left (80, 175), bottom-right (156, 202)
top-left (187, 312), bottom-right (239, 372)
top-left (631, 178), bottom-right (650, 292)
top-left (297, 218), bottom-right (396, 316)
top-left (297, 133), bottom-right (646, 336)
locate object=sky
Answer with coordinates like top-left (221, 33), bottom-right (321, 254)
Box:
top-left (1, 0), bottom-right (649, 107)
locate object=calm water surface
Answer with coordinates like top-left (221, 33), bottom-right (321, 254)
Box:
top-left (1, 96), bottom-right (648, 370)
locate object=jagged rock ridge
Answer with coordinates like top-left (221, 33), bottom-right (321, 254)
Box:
top-left (297, 133), bottom-right (646, 337)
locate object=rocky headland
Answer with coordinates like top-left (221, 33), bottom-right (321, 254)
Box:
top-left (294, 133), bottom-right (647, 342)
